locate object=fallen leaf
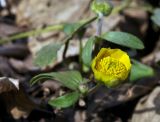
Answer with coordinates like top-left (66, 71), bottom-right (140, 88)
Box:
top-left (0, 77), bottom-right (36, 119)
top-left (1, 84), bottom-right (36, 119)
top-left (132, 87), bottom-right (160, 122)
top-left (0, 77), bottom-right (19, 93)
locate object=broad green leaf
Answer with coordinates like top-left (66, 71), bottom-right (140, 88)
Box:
top-left (30, 74), bottom-right (53, 86)
top-left (34, 43), bottom-right (61, 67)
top-left (51, 71), bottom-right (84, 87)
top-left (100, 31), bottom-right (144, 49)
top-left (30, 71), bottom-right (83, 90)
top-left (63, 17), bottom-right (97, 36)
top-left (82, 37), bottom-right (96, 66)
top-left (151, 8), bottom-right (160, 27)
top-left (129, 60), bottom-right (154, 82)
top-left (48, 91), bottom-right (80, 108)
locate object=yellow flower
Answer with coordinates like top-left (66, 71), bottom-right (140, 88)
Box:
top-left (91, 48), bottom-right (131, 87)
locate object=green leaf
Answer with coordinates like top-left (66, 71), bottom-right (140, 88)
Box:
top-left (63, 22), bottom-right (86, 39)
top-left (100, 31), bottom-right (144, 49)
top-left (82, 37), bottom-right (96, 67)
top-left (30, 74), bottom-right (53, 86)
top-left (34, 43), bottom-right (62, 67)
top-left (48, 91), bottom-right (80, 108)
top-left (151, 8), bottom-right (160, 27)
top-left (63, 23), bottom-right (81, 35)
top-left (129, 60), bottom-right (154, 82)
top-left (30, 71), bottom-right (83, 90)
top-left (51, 71), bottom-right (83, 88)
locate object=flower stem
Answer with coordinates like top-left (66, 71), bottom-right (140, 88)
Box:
top-left (96, 13), bottom-right (103, 36)
top-left (87, 83), bottom-right (102, 95)
top-left (79, 38), bottom-right (83, 71)
top-left (95, 13), bottom-right (104, 54)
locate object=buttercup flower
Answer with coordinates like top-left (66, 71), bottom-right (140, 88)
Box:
top-left (91, 48), bottom-right (131, 87)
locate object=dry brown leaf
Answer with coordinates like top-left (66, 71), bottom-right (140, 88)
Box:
top-left (0, 77), bottom-right (36, 119)
top-left (0, 77), bottom-right (19, 93)
top-left (131, 87), bottom-right (160, 122)
top-left (16, 0), bottom-right (89, 27)
top-left (1, 84), bottom-right (36, 119)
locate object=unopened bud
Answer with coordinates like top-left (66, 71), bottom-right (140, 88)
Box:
top-left (91, 0), bottom-right (113, 16)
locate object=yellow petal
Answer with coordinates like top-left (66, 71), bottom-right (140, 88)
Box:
top-left (91, 48), bottom-right (131, 87)
top-left (109, 49), bottom-right (131, 71)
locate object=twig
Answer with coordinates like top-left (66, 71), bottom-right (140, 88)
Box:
top-left (0, 24), bottom-right (63, 44)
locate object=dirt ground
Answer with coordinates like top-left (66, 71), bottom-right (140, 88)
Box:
top-left (0, 0), bottom-right (160, 122)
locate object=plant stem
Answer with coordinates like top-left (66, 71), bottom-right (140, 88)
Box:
top-left (96, 13), bottom-right (103, 36)
top-left (87, 83), bottom-right (102, 95)
top-left (94, 13), bottom-right (104, 54)
top-left (79, 38), bottom-right (83, 71)
top-left (62, 16), bottom-right (97, 59)
top-left (0, 24), bottom-right (63, 44)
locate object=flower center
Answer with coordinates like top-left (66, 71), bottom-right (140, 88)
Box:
top-left (96, 57), bottom-right (127, 77)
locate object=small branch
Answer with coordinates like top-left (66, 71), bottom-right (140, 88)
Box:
top-left (0, 24), bottom-right (63, 44)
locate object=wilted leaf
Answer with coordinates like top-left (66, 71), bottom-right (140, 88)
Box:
top-left (100, 31), bottom-right (144, 49)
top-left (82, 37), bottom-right (96, 67)
top-left (34, 43), bottom-right (62, 67)
top-left (48, 91), bottom-right (80, 108)
top-left (30, 71), bottom-right (83, 90)
top-left (130, 60), bottom-right (154, 82)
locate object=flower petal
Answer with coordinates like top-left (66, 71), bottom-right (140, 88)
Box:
top-left (91, 48), bottom-right (131, 87)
